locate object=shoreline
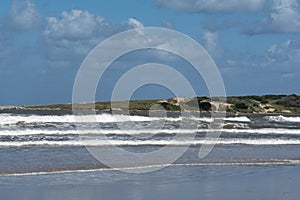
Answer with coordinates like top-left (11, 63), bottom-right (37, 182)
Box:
top-left (1, 107), bottom-right (300, 116)
top-left (1, 94), bottom-right (299, 114)
top-left (2, 164), bottom-right (300, 200)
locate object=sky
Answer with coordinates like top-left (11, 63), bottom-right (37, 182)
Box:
top-left (0, 0), bottom-right (299, 105)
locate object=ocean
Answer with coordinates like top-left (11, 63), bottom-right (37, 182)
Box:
top-left (0, 110), bottom-right (300, 199)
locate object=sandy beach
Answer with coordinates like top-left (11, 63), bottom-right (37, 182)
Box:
top-left (1, 164), bottom-right (300, 200)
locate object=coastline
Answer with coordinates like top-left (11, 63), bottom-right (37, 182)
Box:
top-left (1, 94), bottom-right (300, 115)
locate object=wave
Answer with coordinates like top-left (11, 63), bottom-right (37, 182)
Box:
top-left (1, 128), bottom-right (300, 136)
top-left (1, 138), bottom-right (300, 147)
top-left (265, 115), bottom-right (300, 122)
top-left (3, 159), bottom-right (300, 177)
top-left (0, 129), bottom-right (188, 136)
top-left (224, 116), bottom-right (251, 122)
top-left (2, 159), bottom-right (300, 177)
top-left (223, 123), bottom-right (250, 129)
top-left (166, 116), bottom-right (251, 123)
top-left (0, 114), bottom-right (158, 125)
top-left (0, 114), bottom-right (251, 126)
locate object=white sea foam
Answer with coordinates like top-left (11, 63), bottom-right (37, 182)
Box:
top-left (224, 116), bottom-right (251, 122)
top-left (1, 128), bottom-right (300, 136)
top-left (1, 138), bottom-right (300, 147)
top-left (265, 115), bottom-right (300, 122)
top-left (180, 116), bottom-right (251, 123)
top-left (0, 114), bottom-right (251, 126)
top-left (3, 159), bottom-right (300, 177)
top-left (189, 117), bottom-right (213, 123)
top-left (0, 129), bottom-right (183, 136)
top-left (0, 113), bottom-right (158, 125)
top-left (218, 128), bottom-right (300, 135)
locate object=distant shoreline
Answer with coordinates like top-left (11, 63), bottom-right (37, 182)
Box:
top-left (1, 94), bottom-right (300, 114)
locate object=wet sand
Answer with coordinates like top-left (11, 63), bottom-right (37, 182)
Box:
top-left (1, 164), bottom-right (300, 200)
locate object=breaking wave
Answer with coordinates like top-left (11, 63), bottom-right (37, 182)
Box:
top-left (0, 113), bottom-right (251, 126)
top-left (0, 128), bottom-right (300, 136)
top-left (265, 115), bottom-right (300, 123)
top-left (1, 138), bottom-right (300, 147)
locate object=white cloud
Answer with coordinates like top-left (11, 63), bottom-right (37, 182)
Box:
top-left (0, 0), bottom-right (39, 69)
top-left (45, 10), bottom-right (99, 40)
top-left (220, 39), bottom-right (300, 77)
top-left (126, 18), bottom-right (144, 28)
top-left (44, 10), bottom-right (145, 41)
top-left (157, 0), bottom-right (300, 35)
top-left (245, 0), bottom-right (300, 34)
top-left (43, 10), bottom-right (102, 60)
top-left (264, 39), bottom-right (300, 81)
top-left (267, 40), bottom-right (300, 63)
top-left (219, 39), bottom-right (300, 71)
top-left (124, 18), bottom-right (144, 35)
top-left (43, 10), bottom-right (147, 68)
top-left (9, 0), bottom-right (40, 30)
top-left (217, 38), bottom-right (300, 94)
top-left (156, 0), bottom-right (269, 13)
top-left (201, 30), bottom-right (223, 60)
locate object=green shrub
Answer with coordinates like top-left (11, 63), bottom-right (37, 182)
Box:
top-left (199, 102), bottom-right (212, 111)
top-left (263, 95), bottom-right (286, 100)
top-left (160, 102), bottom-right (180, 111)
top-left (234, 103), bottom-right (248, 110)
top-left (239, 95), bottom-right (263, 102)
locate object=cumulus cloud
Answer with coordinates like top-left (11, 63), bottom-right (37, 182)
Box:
top-left (43, 10), bottom-right (146, 68)
top-left (45, 10), bottom-right (145, 41)
top-left (217, 39), bottom-right (300, 94)
top-left (157, 0), bottom-right (300, 35)
top-left (126, 18), bottom-right (144, 28)
top-left (8, 0), bottom-right (40, 30)
top-left (264, 39), bottom-right (300, 80)
top-left (220, 39), bottom-right (300, 71)
top-left (245, 0), bottom-right (300, 34)
top-left (45, 10), bottom-right (98, 40)
top-left (220, 39), bottom-right (300, 77)
top-left (124, 18), bottom-right (145, 35)
top-left (156, 0), bottom-right (269, 13)
top-left (43, 10), bottom-right (109, 67)
top-left (267, 40), bottom-right (300, 63)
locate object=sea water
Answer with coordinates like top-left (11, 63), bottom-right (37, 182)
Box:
top-left (0, 111), bottom-right (300, 199)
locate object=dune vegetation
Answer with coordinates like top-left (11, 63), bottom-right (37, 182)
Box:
top-left (16, 94), bottom-right (300, 114)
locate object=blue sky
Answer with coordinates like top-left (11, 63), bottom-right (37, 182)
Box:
top-left (0, 0), bottom-right (299, 105)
